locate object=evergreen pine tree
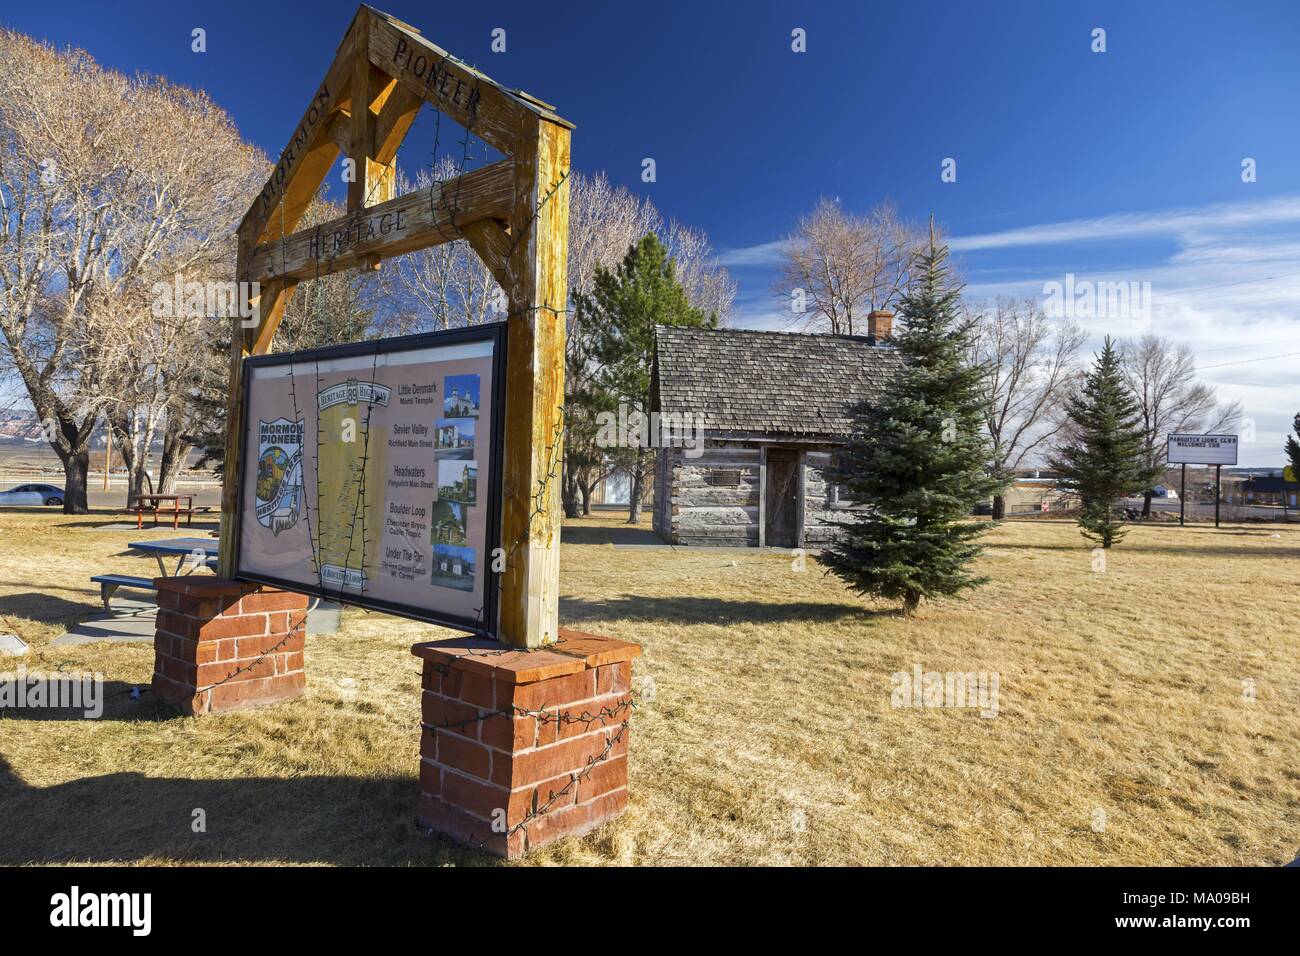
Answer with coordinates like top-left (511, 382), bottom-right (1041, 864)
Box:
top-left (1048, 337), bottom-right (1158, 548)
top-left (1284, 412), bottom-right (1300, 480)
top-left (823, 229), bottom-right (1002, 616)
top-left (583, 234), bottom-right (715, 522)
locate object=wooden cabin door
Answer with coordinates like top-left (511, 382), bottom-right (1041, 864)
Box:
top-left (764, 449), bottom-right (800, 547)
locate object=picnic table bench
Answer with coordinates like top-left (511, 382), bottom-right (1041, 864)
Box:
top-left (90, 573), bottom-right (157, 611)
top-left (133, 494), bottom-right (196, 530)
top-left (91, 538), bottom-right (219, 609)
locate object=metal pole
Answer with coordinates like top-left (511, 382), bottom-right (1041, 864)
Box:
top-left (1180, 463), bottom-right (1186, 526)
top-left (1206, 465), bottom-right (1216, 530)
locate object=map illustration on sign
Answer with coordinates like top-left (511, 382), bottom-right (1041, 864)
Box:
top-left (255, 418), bottom-right (304, 535)
top-left (315, 379), bottom-right (391, 591)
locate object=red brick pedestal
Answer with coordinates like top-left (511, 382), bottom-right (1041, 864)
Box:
top-left (151, 577), bottom-right (310, 715)
top-left (412, 628), bottom-right (641, 858)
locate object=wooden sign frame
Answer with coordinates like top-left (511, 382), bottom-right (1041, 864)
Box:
top-left (218, 4), bottom-right (573, 648)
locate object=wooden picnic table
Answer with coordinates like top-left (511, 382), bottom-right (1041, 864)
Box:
top-left (135, 494), bottom-right (195, 530)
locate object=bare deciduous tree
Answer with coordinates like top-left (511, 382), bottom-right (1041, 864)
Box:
top-left (0, 29), bottom-right (261, 511)
top-left (378, 159), bottom-right (500, 335)
top-left (968, 298), bottom-right (1085, 518)
top-left (776, 199), bottom-right (920, 335)
top-left (1121, 334), bottom-right (1243, 516)
top-left (663, 219), bottom-right (736, 328)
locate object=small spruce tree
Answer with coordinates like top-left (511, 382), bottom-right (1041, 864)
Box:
top-left (1284, 412), bottom-right (1300, 479)
top-left (823, 230), bottom-right (1001, 617)
top-left (1048, 338), bottom-right (1158, 548)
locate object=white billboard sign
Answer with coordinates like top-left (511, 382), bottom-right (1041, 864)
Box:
top-left (1167, 433), bottom-right (1238, 466)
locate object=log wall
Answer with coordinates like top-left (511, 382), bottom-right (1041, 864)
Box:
top-left (657, 440), bottom-right (845, 548)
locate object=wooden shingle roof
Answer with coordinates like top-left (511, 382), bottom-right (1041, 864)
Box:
top-left (652, 326), bottom-right (902, 439)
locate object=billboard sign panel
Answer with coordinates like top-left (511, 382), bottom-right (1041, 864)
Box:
top-left (236, 324), bottom-right (506, 635)
top-left (1167, 433), bottom-right (1238, 466)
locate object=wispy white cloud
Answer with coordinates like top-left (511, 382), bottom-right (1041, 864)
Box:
top-left (716, 238), bottom-right (788, 268)
top-left (949, 195), bottom-right (1300, 251)
top-left (720, 194), bottom-right (1300, 466)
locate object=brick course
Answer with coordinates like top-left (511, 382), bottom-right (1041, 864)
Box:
top-left (151, 577), bottom-right (310, 715)
top-left (411, 629), bottom-right (640, 859)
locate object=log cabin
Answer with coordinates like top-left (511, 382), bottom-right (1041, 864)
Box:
top-left (651, 314), bottom-right (900, 547)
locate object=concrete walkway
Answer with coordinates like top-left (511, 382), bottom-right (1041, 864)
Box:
top-left (51, 597), bottom-right (342, 646)
top-left (51, 597), bottom-right (160, 646)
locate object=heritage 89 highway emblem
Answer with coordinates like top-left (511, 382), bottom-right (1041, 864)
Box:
top-left (255, 417), bottom-right (305, 535)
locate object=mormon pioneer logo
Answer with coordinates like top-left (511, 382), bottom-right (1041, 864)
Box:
top-left (255, 418), bottom-right (304, 535)
top-left (50, 886), bottom-right (151, 936)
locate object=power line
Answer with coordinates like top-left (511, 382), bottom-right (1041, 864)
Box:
top-left (1157, 270), bottom-right (1300, 297)
top-left (1197, 349), bottom-right (1300, 370)
top-left (1195, 338), bottom-right (1300, 355)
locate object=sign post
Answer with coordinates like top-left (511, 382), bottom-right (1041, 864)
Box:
top-left (1179, 463), bottom-right (1186, 526)
top-left (1167, 434), bottom-right (1238, 527)
top-left (1215, 464), bottom-right (1222, 528)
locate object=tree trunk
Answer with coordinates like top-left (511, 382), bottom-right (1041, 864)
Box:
top-left (902, 590), bottom-right (922, 617)
top-left (562, 468), bottom-right (581, 519)
top-left (627, 470), bottom-right (644, 523)
top-left (580, 480), bottom-right (593, 516)
top-left (58, 446), bottom-right (91, 514)
top-left (118, 437), bottom-right (148, 511)
top-left (1141, 490), bottom-right (1153, 518)
top-left (992, 494), bottom-right (1006, 520)
top-left (108, 414), bottom-right (143, 510)
top-left (158, 425), bottom-right (189, 495)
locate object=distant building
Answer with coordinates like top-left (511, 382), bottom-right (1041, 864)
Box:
top-left (651, 317), bottom-right (900, 547)
top-left (1241, 473), bottom-right (1299, 509)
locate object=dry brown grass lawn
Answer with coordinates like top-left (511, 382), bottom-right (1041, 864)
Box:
top-left (1, 508), bottom-right (1297, 866)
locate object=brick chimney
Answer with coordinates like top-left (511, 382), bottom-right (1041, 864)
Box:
top-left (867, 310), bottom-right (893, 342)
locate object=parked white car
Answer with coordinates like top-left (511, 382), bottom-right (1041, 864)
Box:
top-left (0, 483), bottom-right (65, 506)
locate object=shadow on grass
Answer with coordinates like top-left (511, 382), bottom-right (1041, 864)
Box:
top-left (0, 681), bottom-right (169, 722)
top-left (561, 594), bottom-right (873, 627)
top-left (0, 591), bottom-right (96, 625)
top-left (990, 541), bottom-right (1300, 560)
top-left (0, 755), bottom-right (498, 866)
top-left (561, 523), bottom-right (661, 546)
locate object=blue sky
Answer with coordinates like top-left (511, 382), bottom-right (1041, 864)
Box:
top-left (4, 0), bottom-right (1299, 465)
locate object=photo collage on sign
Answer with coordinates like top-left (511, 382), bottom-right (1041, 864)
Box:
top-left (431, 373), bottom-right (480, 593)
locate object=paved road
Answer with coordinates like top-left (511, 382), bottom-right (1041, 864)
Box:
top-left (0, 481), bottom-right (222, 514)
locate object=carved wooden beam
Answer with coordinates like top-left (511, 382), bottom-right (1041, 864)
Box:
top-left (237, 12), bottom-right (362, 250)
top-left (366, 9), bottom-right (571, 157)
top-left (247, 159), bottom-right (514, 284)
top-left (461, 219), bottom-right (512, 286)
